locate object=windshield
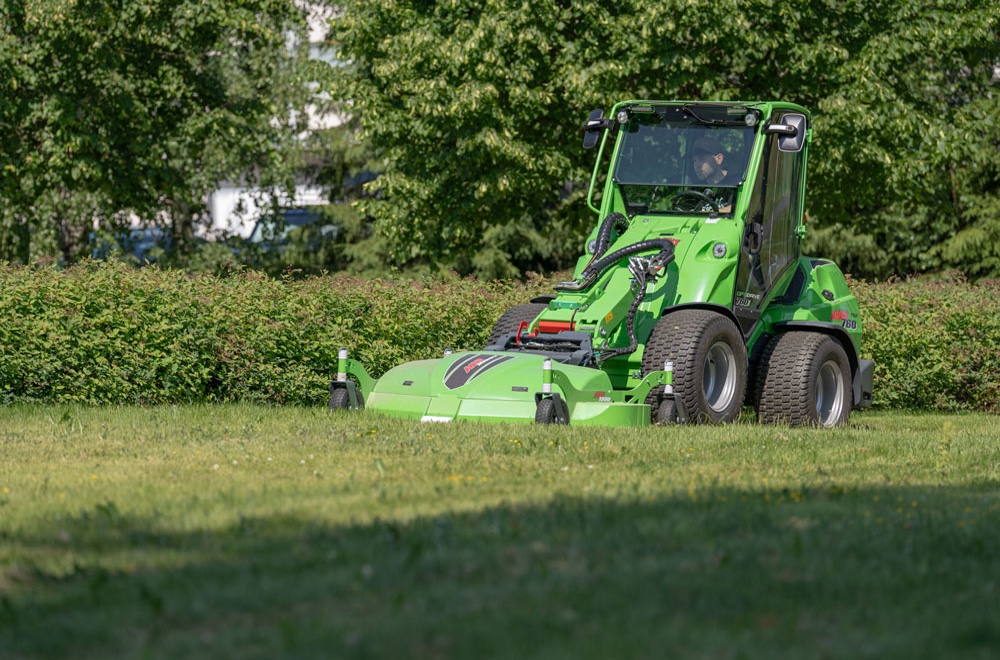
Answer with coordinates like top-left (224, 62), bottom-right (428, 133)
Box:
top-left (612, 105), bottom-right (756, 215)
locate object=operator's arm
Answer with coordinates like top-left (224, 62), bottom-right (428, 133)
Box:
top-left (715, 187), bottom-right (735, 214)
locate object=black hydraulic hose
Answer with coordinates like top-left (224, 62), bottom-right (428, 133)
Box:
top-left (596, 268), bottom-right (649, 364)
top-left (557, 239), bottom-right (676, 291)
top-left (586, 239), bottom-right (675, 280)
top-left (591, 212), bottom-right (630, 262)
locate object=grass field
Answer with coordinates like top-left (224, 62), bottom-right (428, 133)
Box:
top-left (1, 405), bottom-right (998, 659)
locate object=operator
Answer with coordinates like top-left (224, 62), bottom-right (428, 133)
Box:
top-left (691, 137), bottom-right (729, 184)
top-left (689, 136), bottom-right (737, 212)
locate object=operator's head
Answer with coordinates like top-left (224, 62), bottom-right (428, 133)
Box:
top-left (691, 137), bottom-right (725, 183)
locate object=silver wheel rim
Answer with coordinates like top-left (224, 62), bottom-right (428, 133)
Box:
top-left (816, 360), bottom-right (845, 427)
top-left (703, 341), bottom-right (737, 413)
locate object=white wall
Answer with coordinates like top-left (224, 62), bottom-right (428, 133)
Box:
top-left (205, 184), bottom-right (330, 238)
top-left (204, 3), bottom-right (338, 239)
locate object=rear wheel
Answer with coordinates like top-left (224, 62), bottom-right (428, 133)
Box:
top-left (486, 303), bottom-right (548, 348)
top-left (642, 310), bottom-right (747, 424)
top-left (756, 332), bottom-right (851, 427)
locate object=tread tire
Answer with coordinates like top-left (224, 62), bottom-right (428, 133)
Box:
top-left (756, 332), bottom-right (851, 427)
top-left (487, 303), bottom-right (548, 347)
top-left (535, 398), bottom-right (557, 424)
top-left (329, 388), bottom-right (351, 411)
top-left (642, 309), bottom-right (747, 424)
top-left (656, 397), bottom-right (680, 425)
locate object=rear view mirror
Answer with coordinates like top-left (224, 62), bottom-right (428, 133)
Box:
top-left (764, 113), bottom-right (807, 152)
top-left (582, 108), bottom-right (614, 149)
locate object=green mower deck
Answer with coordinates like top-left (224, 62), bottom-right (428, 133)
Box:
top-left (335, 349), bottom-right (672, 426)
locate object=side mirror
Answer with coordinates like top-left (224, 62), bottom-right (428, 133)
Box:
top-left (582, 108), bottom-right (614, 149)
top-left (764, 113), bottom-right (807, 153)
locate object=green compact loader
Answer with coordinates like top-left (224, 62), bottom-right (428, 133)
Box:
top-left (332, 100), bottom-right (874, 427)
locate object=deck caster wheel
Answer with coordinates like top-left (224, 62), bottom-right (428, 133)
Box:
top-left (329, 382), bottom-right (364, 411)
top-left (655, 398), bottom-right (683, 425)
top-left (329, 389), bottom-right (350, 410)
top-left (534, 397), bottom-right (569, 424)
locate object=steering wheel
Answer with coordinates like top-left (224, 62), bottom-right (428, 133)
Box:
top-left (669, 190), bottom-right (719, 213)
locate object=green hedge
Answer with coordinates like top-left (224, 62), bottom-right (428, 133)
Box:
top-left (1, 263), bottom-right (998, 412)
top-left (0, 262), bottom-right (546, 405)
top-left (852, 274), bottom-right (1000, 413)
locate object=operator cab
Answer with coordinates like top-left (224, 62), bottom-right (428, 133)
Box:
top-left (610, 104), bottom-right (757, 218)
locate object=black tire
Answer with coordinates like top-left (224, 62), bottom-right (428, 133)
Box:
top-left (656, 397), bottom-right (681, 425)
top-left (486, 303), bottom-right (548, 348)
top-left (642, 309), bottom-right (747, 424)
top-left (756, 332), bottom-right (851, 427)
top-left (745, 335), bottom-right (773, 412)
top-left (535, 398), bottom-right (558, 424)
top-left (329, 388), bottom-right (351, 411)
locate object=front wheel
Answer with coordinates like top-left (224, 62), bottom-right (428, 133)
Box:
top-left (329, 385), bottom-right (364, 411)
top-left (755, 332), bottom-right (851, 427)
top-left (642, 310), bottom-right (747, 424)
top-left (655, 397), bottom-right (681, 425)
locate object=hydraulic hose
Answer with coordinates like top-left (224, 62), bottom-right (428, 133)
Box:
top-left (557, 239), bottom-right (676, 292)
top-left (595, 264), bottom-right (649, 365)
top-left (591, 212), bottom-right (631, 262)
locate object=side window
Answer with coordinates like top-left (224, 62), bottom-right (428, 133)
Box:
top-left (736, 115), bottom-right (804, 323)
top-left (758, 134), bottom-right (802, 290)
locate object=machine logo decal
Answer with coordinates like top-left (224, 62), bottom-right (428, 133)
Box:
top-left (443, 354), bottom-right (515, 390)
top-left (464, 357), bottom-right (486, 374)
top-left (831, 309), bottom-right (857, 329)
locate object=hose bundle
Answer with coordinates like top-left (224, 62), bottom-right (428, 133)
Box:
top-left (557, 238), bottom-right (675, 292)
top-left (591, 212), bottom-right (631, 263)
top-left (595, 256), bottom-right (670, 365)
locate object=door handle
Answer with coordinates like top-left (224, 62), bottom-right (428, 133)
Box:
top-left (745, 220), bottom-right (764, 255)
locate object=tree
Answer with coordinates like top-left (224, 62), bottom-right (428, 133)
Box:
top-left (330, 0), bottom-right (1000, 279)
top-left (0, 0), bottom-right (318, 263)
top-left (802, 1), bottom-right (1000, 279)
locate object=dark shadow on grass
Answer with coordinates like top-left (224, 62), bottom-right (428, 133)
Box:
top-left (1, 485), bottom-right (999, 659)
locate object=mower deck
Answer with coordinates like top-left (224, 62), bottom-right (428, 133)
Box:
top-left (335, 350), bottom-right (671, 427)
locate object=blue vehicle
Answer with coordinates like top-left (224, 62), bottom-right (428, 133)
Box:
top-left (90, 227), bottom-right (171, 264)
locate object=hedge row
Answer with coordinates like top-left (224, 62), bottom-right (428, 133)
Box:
top-left (851, 274), bottom-right (1000, 413)
top-left (1, 263), bottom-right (998, 412)
top-left (0, 262), bottom-right (546, 405)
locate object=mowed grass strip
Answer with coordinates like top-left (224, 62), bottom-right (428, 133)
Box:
top-left (1, 406), bottom-right (998, 659)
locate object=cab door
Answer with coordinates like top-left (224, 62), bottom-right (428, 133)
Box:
top-left (733, 112), bottom-right (807, 336)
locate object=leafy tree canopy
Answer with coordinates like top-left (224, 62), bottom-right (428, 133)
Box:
top-left (0, 0), bottom-right (318, 263)
top-left (331, 0), bottom-right (999, 279)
